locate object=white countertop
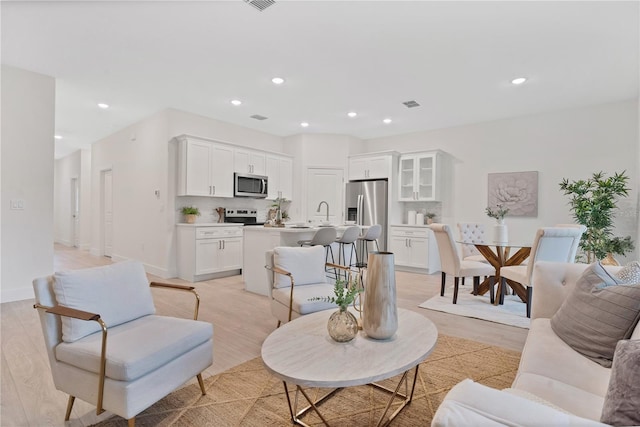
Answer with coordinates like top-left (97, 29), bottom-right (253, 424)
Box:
top-left (391, 224), bottom-right (431, 228)
top-left (244, 224), bottom-right (363, 233)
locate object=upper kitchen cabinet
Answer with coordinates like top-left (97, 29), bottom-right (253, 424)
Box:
top-left (398, 151), bottom-right (443, 201)
top-left (348, 153), bottom-right (395, 181)
top-left (176, 136), bottom-right (234, 197)
top-left (234, 148), bottom-right (266, 175)
top-left (265, 154), bottom-right (293, 200)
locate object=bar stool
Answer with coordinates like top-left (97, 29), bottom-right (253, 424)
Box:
top-left (297, 227), bottom-right (337, 266)
top-left (335, 226), bottom-right (360, 268)
top-left (355, 224), bottom-right (381, 268)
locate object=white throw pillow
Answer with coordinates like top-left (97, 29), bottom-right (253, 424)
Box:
top-left (54, 261), bottom-right (156, 342)
top-left (273, 246), bottom-right (328, 288)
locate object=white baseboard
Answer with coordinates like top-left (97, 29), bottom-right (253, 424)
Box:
top-left (79, 243), bottom-right (91, 251)
top-left (90, 247), bottom-right (101, 256)
top-left (110, 254), bottom-right (171, 279)
top-left (1, 286), bottom-right (35, 303)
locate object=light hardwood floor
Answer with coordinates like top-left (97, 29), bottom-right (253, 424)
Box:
top-left (1, 244), bottom-right (527, 426)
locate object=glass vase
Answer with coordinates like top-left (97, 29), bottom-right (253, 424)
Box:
top-left (327, 308), bottom-right (358, 342)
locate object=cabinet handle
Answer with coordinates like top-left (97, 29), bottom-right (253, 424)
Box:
top-left (212, 185), bottom-right (215, 195)
top-left (222, 240), bottom-right (225, 250)
top-left (409, 239), bottom-right (412, 248)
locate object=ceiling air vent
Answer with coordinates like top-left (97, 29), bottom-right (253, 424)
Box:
top-left (244, 0), bottom-right (276, 12)
top-left (402, 100), bottom-right (421, 108)
top-left (250, 114), bottom-right (268, 121)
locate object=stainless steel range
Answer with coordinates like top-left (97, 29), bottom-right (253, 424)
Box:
top-left (224, 208), bottom-right (262, 225)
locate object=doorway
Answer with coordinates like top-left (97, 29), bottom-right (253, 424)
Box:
top-left (306, 168), bottom-right (344, 224)
top-left (102, 169), bottom-right (113, 257)
top-left (70, 177), bottom-right (79, 247)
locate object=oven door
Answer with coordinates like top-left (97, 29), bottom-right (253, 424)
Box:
top-left (234, 173), bottom-right (268, 198)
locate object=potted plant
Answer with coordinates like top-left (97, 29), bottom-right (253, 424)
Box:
top-left (270, 197), bottom-right (290, 227)
top-left (559, 171), bottom-right (634, 264)
top-left (485, 204), bottom-right (510, 243)
top-left (425, 212), bottom-right (436, 225)
top-left (311, 277), bottom-right (362, 342)
top-left (181, 206), bottom-right (200, 224)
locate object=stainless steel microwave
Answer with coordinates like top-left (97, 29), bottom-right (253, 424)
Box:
top-left (234, 173), bottom-right (268, 198)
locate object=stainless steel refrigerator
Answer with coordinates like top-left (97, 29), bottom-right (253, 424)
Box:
top-left (345, 180), bottom-right (388, 251)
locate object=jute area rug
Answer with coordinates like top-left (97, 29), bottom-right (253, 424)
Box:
top-left (92, 334), bottom-right (520, 427)
top-left (419, 292), bottom-right (531, 329)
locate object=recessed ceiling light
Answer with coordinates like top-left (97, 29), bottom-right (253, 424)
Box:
top-left (300, 122), bottom-right (309, 128)
top-left (54, 135), bottom-right (63, 140)
top-left (98, 103), bottom-right (109, 109)
top-left (271, 77), bottom-right (285, 85)
top-left (383, 118), bottom-right (392, 124)
top-left (347, 112), bottom-right (357, 118)
top-left (511, 77), bottom-right (527, 85)
top-left (230, 99), bottom-right (242, 106)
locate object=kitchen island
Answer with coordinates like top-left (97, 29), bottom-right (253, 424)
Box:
top-left (243, 225), bottom-right (360, 296)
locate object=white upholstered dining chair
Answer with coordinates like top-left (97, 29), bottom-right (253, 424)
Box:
top-left (32, 261), bottom-right (213, 427)
top-left (456, 222), bottom-right (489, 263)
top-left (430, 224), bottom-right (496, 304)
top-left (500, 225), bottom-right (586, 318)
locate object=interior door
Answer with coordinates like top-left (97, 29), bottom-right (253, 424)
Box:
top-left (103, 170), bottom-right (113, 257)
top-left (306, 168), bottom-right (344, 224)
top-left (70, 177), bottom-right (79, 247)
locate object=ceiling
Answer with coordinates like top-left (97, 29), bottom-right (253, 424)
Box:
top-left (2, 1), bottom-right (638, 159)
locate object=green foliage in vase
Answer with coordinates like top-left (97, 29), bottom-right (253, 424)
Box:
top-left (180, 206), bottom-right (200, 216)
top-left (485, 204), bottom-right (509, 221)
top-left (559, 171), bottom-right (634, 262)
top-left (310, 277), bottom-right (361, 311)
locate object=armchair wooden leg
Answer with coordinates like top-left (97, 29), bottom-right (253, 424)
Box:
top-left (461, 277), bottom-right (465, 287)
top-left (128, 417), bottom-right (135, 427)
top-left (64, 395), bottom-right (75, 421)
top-left (526, 286), bottom-right (532, 318)
top-left (453, 277), bottom-right (460, 304)
top-left (440, 272), bottom-right (446, 296)
top-left (276, 320), bottom-right (281, 328)
top-left (500, 277), bottom-right (507, 305)
top-left (197, 373), bottom-right (206, 395)
top-left (473, 276), bottom-right (480, 295)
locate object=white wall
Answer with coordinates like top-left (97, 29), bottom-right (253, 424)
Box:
top-left (80, 149), bottom-right (92, 250)
top-left (1, 65), bottom-right (55, 302)
top-left (366, 100), bottom-right (639, 263)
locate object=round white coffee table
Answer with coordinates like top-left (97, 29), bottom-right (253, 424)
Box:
top-left (261, 308), bottom-right (438, 426)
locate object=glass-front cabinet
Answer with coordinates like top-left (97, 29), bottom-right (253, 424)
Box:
top-left (398, 151), bottom-right (440, 201)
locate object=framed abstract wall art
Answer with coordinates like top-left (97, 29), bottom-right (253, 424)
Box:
top-left (487, 171), bottom-right (538, 217)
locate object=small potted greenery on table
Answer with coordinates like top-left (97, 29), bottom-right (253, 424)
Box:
top-left (181, 206), bottom-right (200, 224)
top-left (311, 277), bottom-right (362, 342)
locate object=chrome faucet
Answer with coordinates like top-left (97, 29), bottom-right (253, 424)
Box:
top-left (317, 201), bottom-right (329, 222)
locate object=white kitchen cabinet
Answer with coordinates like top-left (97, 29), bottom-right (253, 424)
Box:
top-left (177, 225), bottom-right (243, 281)
top-left (398, 151), bottom-right (441, 201)
top-left (234, 148), bottom-right (266, 175)
top-left (348, 154), bottom-right (393, 180)
top-left (389, 226), bottom-right (440, 273)
top-left (176, 136), bottom-right (234, 197)
top-left (266, 155), bottom-right (293, 200)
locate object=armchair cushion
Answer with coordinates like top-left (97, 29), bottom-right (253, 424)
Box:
top-left (272, 284), bottom-right (337, 315)
top-left (54, 261), bottom-right (156, 343)
top-left (550, 262), bottom-right (640, 367)
top-left (273, 246), bottom-right (327, 288)
top-left (55, 315), bottom-right (213, 381)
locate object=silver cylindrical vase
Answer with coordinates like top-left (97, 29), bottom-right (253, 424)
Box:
top-left (363, 252), bottom-right (398, 340)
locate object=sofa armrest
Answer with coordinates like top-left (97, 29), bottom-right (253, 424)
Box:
top-left (432, 379), bottom-right (609, 427)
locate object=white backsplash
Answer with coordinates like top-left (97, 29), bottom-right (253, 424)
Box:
top-left (401, 202), bottom-right (442, 225)
top-left (176, 196), bottom-right (275, 223)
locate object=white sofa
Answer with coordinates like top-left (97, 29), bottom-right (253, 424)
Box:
top-left (433, 261), bottom-right (639, 426)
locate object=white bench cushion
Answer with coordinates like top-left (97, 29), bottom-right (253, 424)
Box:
top-left (55, 315), bottom-right (213, 381)
top-left (54, 261), bottom-right (155, 342)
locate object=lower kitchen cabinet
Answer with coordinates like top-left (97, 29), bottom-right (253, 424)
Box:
top-left (389, 226), bottom-right (440, 273)
top-left (177, 224), bottom-right (243, 281)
